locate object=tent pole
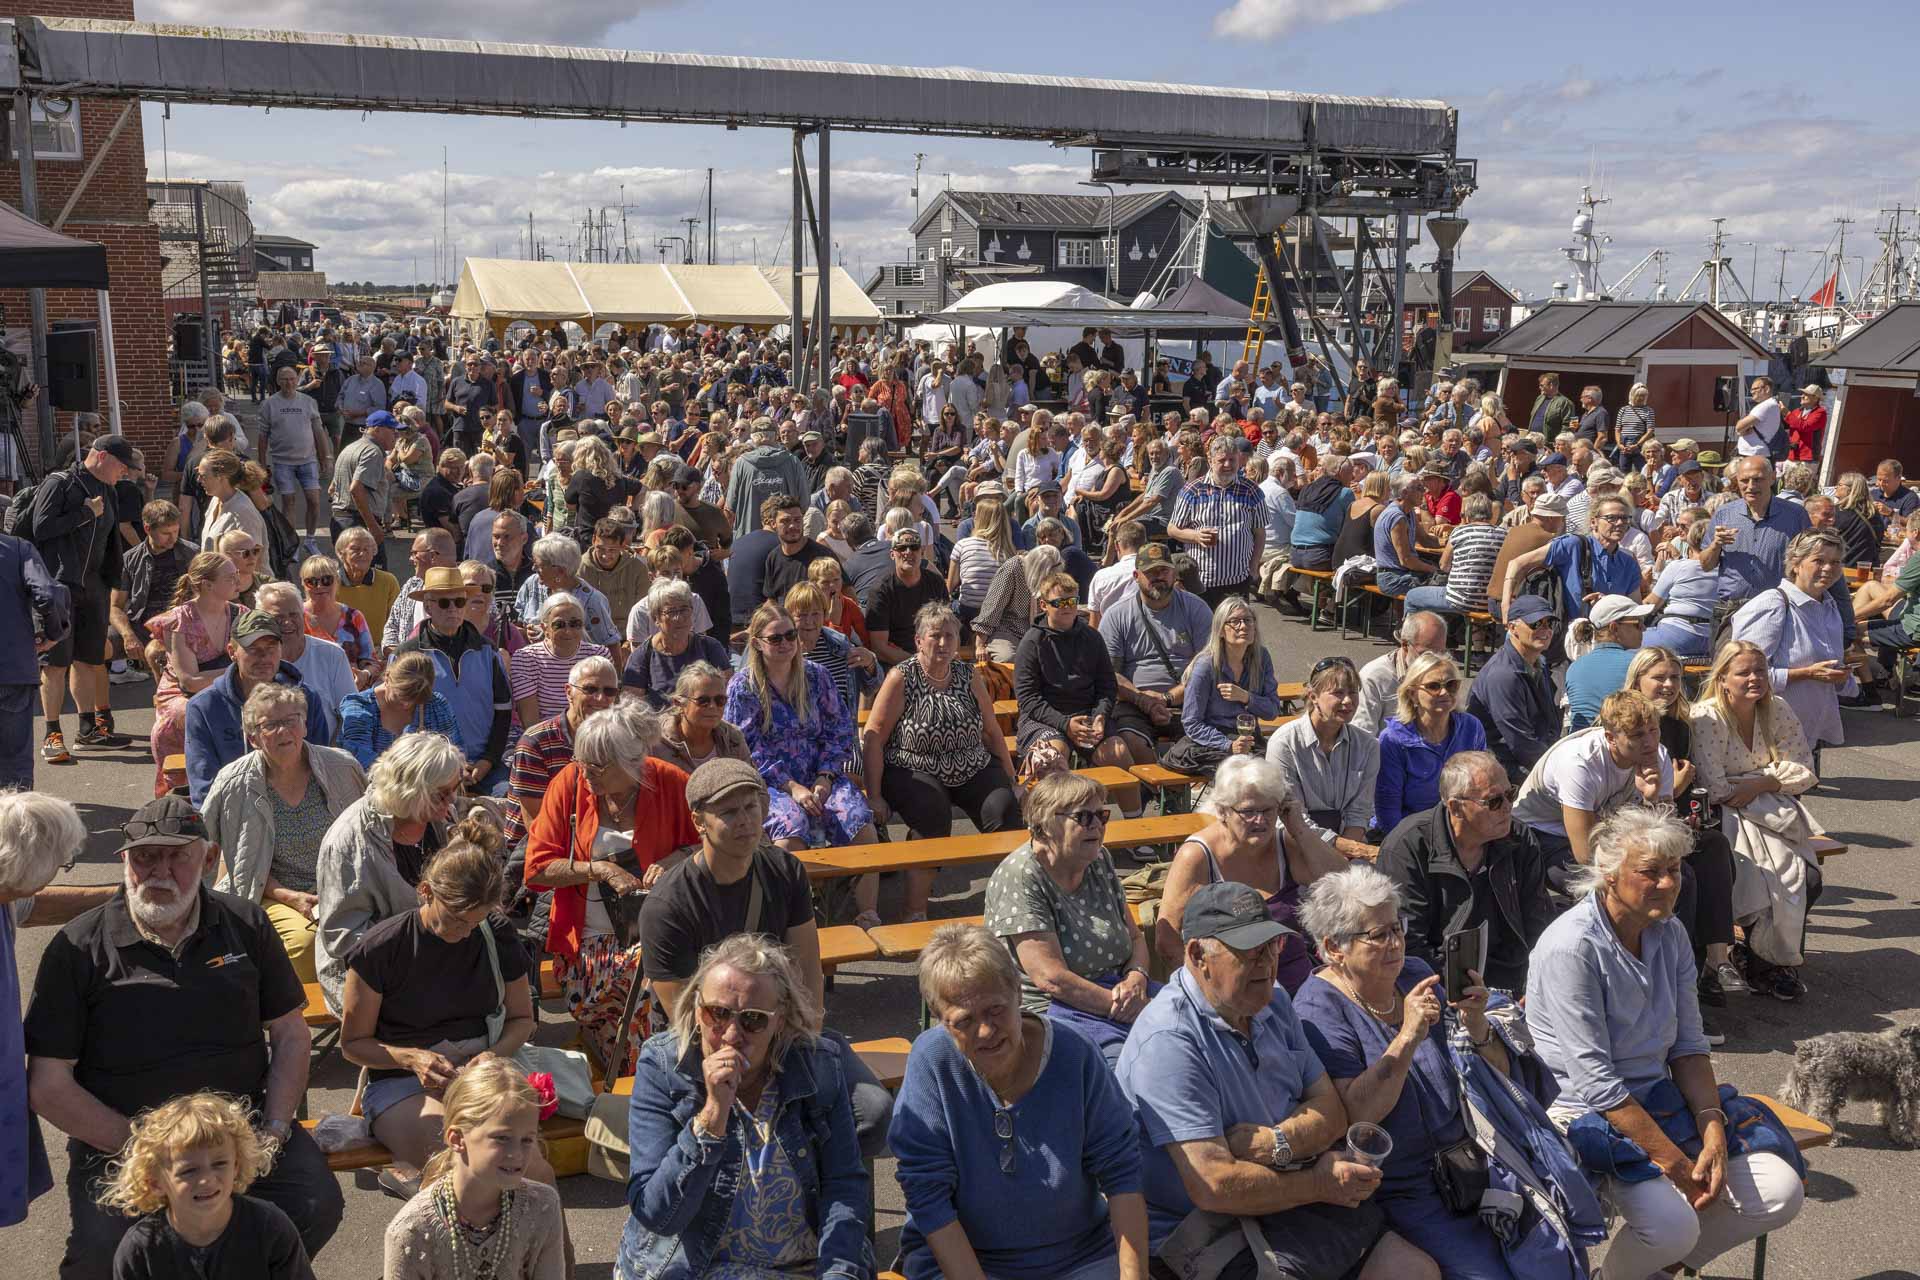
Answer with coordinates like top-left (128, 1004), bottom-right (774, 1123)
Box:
top-left (790, 129), bottom-right (806, 392)
top-left (11, 92), bottom-right (53, 465)
top-left (97, 291), bottom-right (121, 436)
top-left (816, 122), bottom-right (831, 394)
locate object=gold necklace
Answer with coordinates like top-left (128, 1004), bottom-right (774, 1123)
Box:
top-left (1334, 970), bottom-right (1398, 1021)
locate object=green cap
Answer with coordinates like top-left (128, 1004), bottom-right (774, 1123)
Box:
top-left (231, 608), bottom-right (282, 649)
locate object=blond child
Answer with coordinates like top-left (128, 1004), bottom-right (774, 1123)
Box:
top-left (100, 1092), bottom-right (313, 1280)
top-left (382, 1057), bottom-right (566, 1280)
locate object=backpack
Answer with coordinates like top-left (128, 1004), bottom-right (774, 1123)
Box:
top-left (6, 475), bottom-right (47, 541)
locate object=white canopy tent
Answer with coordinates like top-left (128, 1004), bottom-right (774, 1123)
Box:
top-left (450, 259), bottom-right (881, 338)
top-left (909, 279), bottom-right (1118, 364)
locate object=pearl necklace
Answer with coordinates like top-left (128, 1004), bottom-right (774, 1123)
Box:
top-left (1333, 970), bottom-right (1398, 1021)
top-left (438, 1179), bottom-right (515, 1280)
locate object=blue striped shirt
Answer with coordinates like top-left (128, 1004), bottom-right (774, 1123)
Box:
top-left (1171, 476), bottom-right (1263, 589)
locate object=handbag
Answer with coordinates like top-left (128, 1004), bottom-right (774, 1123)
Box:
top-left (1410, 1013), bottom-right (1491, 1214)
top-left (479, 922), bottom-right (596, 1120)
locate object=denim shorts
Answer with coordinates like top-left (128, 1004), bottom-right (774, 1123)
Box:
top-left (361, 1072), bottom-right (428, 1123)
top-left (272, 459), bottom-right (321, 491)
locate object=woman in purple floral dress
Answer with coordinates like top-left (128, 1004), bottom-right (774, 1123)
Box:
top-left (725, 602), bottom-right (878, 858)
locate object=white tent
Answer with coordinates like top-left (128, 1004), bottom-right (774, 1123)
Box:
top-left (450, 259), bottom-right (882, 337)
top-left (910, 279), bottom-right (1117, 362)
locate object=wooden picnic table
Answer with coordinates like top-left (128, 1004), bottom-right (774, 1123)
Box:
top-left (799, 812), bottom-right (1206, 879)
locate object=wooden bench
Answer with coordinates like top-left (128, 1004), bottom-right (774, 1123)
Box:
top-left (1459, 610), bottom-right (1498, 675)
top-left (800, 813), bottom-right (1206, 880)
top-left (818, 924), bottom-right (880, 971)
top-left (1345, 583), bottom-right (1405, 641)
top-left (1273, 681), bottom-right (1306, 714)
top-left (1129, 762), bottom-right (1202, 815)
top-left (1810, 836), bottom-right (1847, 864)
top-left (1286, 567), bottom-right (1337, 631)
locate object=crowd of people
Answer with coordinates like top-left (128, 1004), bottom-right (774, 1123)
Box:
top-left (0, 313), bottom-right (1905, 1279)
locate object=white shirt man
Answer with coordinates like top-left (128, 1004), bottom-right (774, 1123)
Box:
top-left (1735, 379), bottom-right (1784, 458)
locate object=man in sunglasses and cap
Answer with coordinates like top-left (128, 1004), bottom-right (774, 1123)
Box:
top-left (1465, 593), bottom-right (1563, 784)
top-left (23, 794), bottom-right (345, 1276)
top-left (638, 758), bottom-right (893, 1157)
top-left (1118, 881), bottom-right (1429, 1280)
top-left (183, 607), bottom-right (332, 807)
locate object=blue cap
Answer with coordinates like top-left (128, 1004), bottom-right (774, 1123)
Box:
top-left (1539, 451), bottom-right (1568, 468)
top-left (1506, 594), bottom-right (1556, 625)
top-left (366, 410), bottom-right (398, 430)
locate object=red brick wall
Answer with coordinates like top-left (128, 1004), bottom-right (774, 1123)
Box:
top-left (0, 0), bottom-right (172, 470)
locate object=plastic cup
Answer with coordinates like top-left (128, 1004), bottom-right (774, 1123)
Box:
top-left (1346, 1121), bottom-right (1393, 1169)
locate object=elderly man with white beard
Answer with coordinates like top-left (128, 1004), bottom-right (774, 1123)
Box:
top-left (23, 794), bottom-right (344, 1278)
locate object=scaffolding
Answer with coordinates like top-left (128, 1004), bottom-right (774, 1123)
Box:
top-left (147, 179), bottom-right (255, 396)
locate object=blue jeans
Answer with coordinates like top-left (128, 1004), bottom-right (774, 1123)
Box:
top-left (1375, 567), bottom-right (1427, 598)
top-left (1403, 584), bottom-right (1456, 614)
top-left (1642, 621), bottom-right (1709, 658)
top-left (0, 684), bottom-right (33, 790)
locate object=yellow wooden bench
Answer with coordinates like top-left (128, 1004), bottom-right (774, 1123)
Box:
top-left (800, 812), bottom-right (1205, 880)
top-left (1129, 762), bottom-right (1202, 814)
top-left (1285, 567), bottom-right (1337, 631)
top-left (817, 924), bottom-right (880, 971)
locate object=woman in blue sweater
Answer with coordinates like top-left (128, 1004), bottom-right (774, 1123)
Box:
top-left (890, 923), bottom-right (1147, 1280)
top-left (1164, 595), bottom-right (1282, 774)
top-left (1375, 651), bottom-right (1485, 834)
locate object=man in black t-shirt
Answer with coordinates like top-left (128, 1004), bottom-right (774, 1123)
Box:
top-left (637, 758), bottom-right (892, 1156)
top-left (23, 795), bottom-right (344, 1276)
top-left (761, 495), bottom-right (837, 603)
top-left (863, 527), bottom-right (951, 666)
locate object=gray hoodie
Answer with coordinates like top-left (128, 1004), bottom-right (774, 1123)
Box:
top-left (722, 442), bottom-right (811, 536)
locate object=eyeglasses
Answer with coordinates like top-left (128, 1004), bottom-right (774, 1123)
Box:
top-left (1348, 920), bottom-right (1408, 947)
top-left (570, 683), bottom-right (619, 698)
top-left (1230, 805), bottom-right (1280, 825)
top-left (1593, 512), bottom-right (1630, 524)
top-left (258, 714), bottom-right (305, 733)
top-left (303, 575), bottom-right (335, 588)
top-left (1460, 789), bottom-right (1513, 812)
top-left (122, 813), bottom-right (206, 844)
top-left (1042, 596), bottom-right (1079, 609)
top-left (233, 546), bottom-right (262, 559)
top-left (548, 617), bottom-right (585, 630)
top-left (761, 628), bottom-right (799, 647)
top-left (1419, 679), bottom-right (1461, 694)
top-left (696, 1000), bottom-right (774, 1035)
top-left (428, 596), bottom-right (469, 610)
top-left (993, 1108), bottom-right (1018, 1174)
top-left (1065, 809), bottom-right (1110, 827)
top-left (682, 693), bottom-right (727, 709)
top-left (124, 844), bottom-right (204, 873)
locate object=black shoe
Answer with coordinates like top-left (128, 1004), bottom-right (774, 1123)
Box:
top-left (74, 722), bottom-right (127, 749)
top-left (1700, 1009), bottom-right (1728, 1046)
top-left (1764, 967), bottom-right (1807, 1002)
top-left (1697, 969), bottom-right (1727, 1008)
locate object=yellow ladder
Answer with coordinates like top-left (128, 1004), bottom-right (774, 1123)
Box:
top-left (1242, 262), bottom-right (1272, 369)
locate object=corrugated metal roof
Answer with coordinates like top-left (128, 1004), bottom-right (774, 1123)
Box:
top-left (938, 190), bottom-right (1171, 230)
top-left (1481, 301), bottom-right (1765, 361)
top-left (1817, 303), bottom-right (1920, 373)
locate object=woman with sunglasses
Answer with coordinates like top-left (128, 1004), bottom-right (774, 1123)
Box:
top-left (508, 592), bottom-right (609, 733)
top-left (892, 922), bottom-right (1147, 1280)
top-left (724, 602), bottom-right (877, 857)
top-left (1375, 651), bottom-right (1486, 835)
top-left (205, 682), bottom-right (366, 983)
top-left (1267, 654), bottom-right (1381, 859)
top-left (1013, 570), bottom-right (1131, 777)
top-left (647, 661), bottom-right (749, 775)
top-left (621, 932), bottom-right (873, 1280)
top-left (299, 554), bottom-right (377, 687)
top-left (1155, 755), bottom-right (1341, 995)
top-left (144, 551), bottom-right (241, 796)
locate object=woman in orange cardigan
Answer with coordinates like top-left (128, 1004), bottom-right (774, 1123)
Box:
top-left (525, 700), bottom-right (698, 1077)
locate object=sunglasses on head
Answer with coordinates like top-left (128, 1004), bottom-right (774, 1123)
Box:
top-left (697, 1000), bottom-right (774, 1035)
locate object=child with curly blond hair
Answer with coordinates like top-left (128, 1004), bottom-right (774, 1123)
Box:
top-left (100, 1091), bottom-right (312, 1279)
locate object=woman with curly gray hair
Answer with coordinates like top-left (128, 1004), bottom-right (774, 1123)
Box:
top-left (620, 933), bottom-right (871, 1280)
top-left (1527, 807), bottom-right (1804, 1279)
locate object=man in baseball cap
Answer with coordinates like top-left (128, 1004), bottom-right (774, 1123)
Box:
top-left (1119, 880), bottom-right (1395, 1275)
top-left (182, 608), bottom-right (328, 806)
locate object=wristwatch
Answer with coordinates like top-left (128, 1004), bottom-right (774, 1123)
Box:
top-left (261, 1119), bottom-right (292, 1145)
top-left (1124, 964), bottom-right (1150, 982)
top-left (1267, 1124), bottom-right (1294, 1168)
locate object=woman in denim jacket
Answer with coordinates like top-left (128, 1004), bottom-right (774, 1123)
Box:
top-left (617, 933), bottom-right (874, 1280)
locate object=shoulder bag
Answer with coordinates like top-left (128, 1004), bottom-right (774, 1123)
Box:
top-left (479, 922), bottom-right (596, 1119)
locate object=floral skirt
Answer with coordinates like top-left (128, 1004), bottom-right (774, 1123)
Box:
top-left (556, 932), bottom-right (651, 1080)
top-left (764, 773), bottom-right (872, 846)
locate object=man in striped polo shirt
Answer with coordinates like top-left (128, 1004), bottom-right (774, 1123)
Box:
top-left (1168, 434), bottom-right (1265, 607)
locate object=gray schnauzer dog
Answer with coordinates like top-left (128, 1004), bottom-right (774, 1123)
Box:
top-left (1778, 1024), bottom-right (1920, 1147)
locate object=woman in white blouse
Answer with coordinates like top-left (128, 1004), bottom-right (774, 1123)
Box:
top-left (1689, 639), bottom-right (1823, 1004)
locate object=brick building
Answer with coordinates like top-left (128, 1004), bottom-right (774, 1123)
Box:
top-left (0, 0), bottom-right (170, 470)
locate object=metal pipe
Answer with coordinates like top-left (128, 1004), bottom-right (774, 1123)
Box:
top-left (790, 129), bottom-right (805, 391)
top-left (1391, 213), bottom-right (1409, 379)
top-left (817, 122), bottom-right (831, 394)
top-left (97, 290), bottom-right (121, 437)
top-left (12, 92), bottom-right (52, 464)
top-left (193, 186), bottom-right (216, 392)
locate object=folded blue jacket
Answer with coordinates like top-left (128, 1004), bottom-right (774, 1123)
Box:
top-left (1566, 1080), bottom-right (1808, 1183)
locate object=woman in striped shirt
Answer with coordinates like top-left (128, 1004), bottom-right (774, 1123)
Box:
top-left (509, 591), bottom-right (609, 733)
top-left (946, 497), bottom-right (1017, 628)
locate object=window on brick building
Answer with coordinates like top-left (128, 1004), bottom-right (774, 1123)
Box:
top-left (10, 98), bottom-right (82, 162)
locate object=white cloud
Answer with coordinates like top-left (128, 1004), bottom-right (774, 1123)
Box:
top-left (1212, 0), bottom-right (1411, 41)
top-left (137, 0), bottom-right (669, 44)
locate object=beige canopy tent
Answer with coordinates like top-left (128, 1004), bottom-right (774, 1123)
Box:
top-left (449, 259), bottom-right (881, 340)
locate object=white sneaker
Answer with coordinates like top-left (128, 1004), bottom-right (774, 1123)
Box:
top-left (109, 665), bottom-right (151, 685)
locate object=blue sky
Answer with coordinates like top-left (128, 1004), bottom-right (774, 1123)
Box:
top-left (137, 0), bottom-right (1920, 300)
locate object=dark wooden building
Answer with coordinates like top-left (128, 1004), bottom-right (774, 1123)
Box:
top-left (1815, 302), bottom-right (1920, 483)
top-left (1400, 269), bottom-right (1518, 352)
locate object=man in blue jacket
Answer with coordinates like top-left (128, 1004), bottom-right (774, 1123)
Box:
top-left (183, 608), bottom-right (331, 805)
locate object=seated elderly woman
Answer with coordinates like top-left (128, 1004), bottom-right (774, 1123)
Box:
top-left (204, 683), bottom-right (367, 983)
top-left (338, 651), bottom-right (460, 771)
top-left (625, 547), bottom-right (716, 650)
top-left (525, 700), bottom-right (698, 1077)
top-left (514, 532), bottom-right (623, 651)
top-left (646, 660), bottom-right (750, 776)
top-left (725, 602), bottom-right (877, 856)
top-left (503, 654), bottom-right (620, 848)
top-left (1376, 651), bottom-right (1488, 835)
top-left (865, 601), bottom-right (1022, 929)
top-left (1164, 594), bottom-right (1283, 774)
top-left (620, 933), bottom-right (873, 1280)
top-left (509, 590), bottom-right (610, 732)
top-left (1267, 655), bottom-right (1381, 859)
top-left (1293, 864), bottom-right (1590, 1280)
top-left (1528, 808), bottom-right (1806, 1279)
top-left (1691, 640), bottom-right (1824, 1004)
top-left (621, 577), bottom-right (729, 709)
top-left (1013, 570), bottom-right (1133, 776)
top-left (340, 818), bottom-right (554, 1194)
top-left (983, 772), bottom-right (1153, 1064)
top-left (1156, 755), bottom-right (1346, 995)
top-left (891, 923), bottom-right (1147, 1280)
top-left (313, 732), bottom-right (466, 1014)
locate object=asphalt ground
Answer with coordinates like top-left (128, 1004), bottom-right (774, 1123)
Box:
top-left (7, 547), bottom-right (1920, 1278)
